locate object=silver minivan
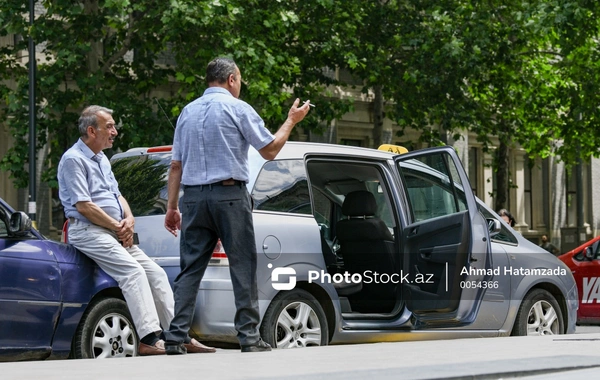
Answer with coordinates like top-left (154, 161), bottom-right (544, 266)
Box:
top-left (109, 142), bottom-right (577, 348)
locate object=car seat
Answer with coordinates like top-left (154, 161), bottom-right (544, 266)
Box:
top-left (336, 190), bottom-right (397, 313)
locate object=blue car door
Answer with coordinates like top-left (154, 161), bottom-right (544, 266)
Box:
top-left (0, 217), bottom-right (62, 359)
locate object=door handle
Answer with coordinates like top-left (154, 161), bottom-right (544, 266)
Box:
top-left (419, 247), bottom-right (433, 259)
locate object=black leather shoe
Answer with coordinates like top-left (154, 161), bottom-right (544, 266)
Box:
top-left (165, 342), bottom-right (187, 355)
top-left (241, 340), bottom-right (272, 353)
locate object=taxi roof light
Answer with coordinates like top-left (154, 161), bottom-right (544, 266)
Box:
top-left (377, 144), bottom-right (409, 154)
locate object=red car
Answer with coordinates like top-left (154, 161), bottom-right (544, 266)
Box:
top-left (559, 236), bottom-right (600, 324)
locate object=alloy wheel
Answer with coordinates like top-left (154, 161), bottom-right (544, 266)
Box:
top-left (275, 301), bottom-right (323, 348)
top-left (91, 312), bottom-right (137, 358)
top-left (527, 300), bottom-right (560, 335)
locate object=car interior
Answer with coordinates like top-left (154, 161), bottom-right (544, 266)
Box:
top-left (306, 160), bottom-right (400, 315)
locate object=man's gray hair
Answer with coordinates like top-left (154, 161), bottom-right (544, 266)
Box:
top-left (206, 57), bottom-right (237, 85)
top-left (78, 105), bottom-right (113, 136)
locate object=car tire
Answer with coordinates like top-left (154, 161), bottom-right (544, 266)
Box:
top-left (260, 289), bottom-right (329, 348)
top-left (71, 298), bottom-right (138, 358)
top-left (511, 288), bottom-right (564, 336)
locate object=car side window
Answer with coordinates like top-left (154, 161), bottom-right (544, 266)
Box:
top-left (478, 205), bottom-right (518, 244)
top-left (592, 241), bottom-right (600, 259)
top-left (398, 152), bottom-right (468, 222)
top-left (574, 241), bottom-right (600, 261)
top-left (252, 159), bottom-right (311, 215)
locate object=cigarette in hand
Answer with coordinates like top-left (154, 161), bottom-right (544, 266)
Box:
top-left (302, 100), bottom-right (316, 108)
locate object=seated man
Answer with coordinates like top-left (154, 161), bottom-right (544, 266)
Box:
top-left (58, 105), bottom-right (215, 355)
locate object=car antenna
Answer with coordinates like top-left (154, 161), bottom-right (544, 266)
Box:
top-left (154, 98), bottom-right (175, 129)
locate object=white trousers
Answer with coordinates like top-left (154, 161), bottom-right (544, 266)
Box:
top-left (68, 220), bottom-right (174, 339)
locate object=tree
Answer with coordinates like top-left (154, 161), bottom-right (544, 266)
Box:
top-left (0, 0), bottom-right (353, 191)
top-left (335, 1), bottom-right (594, 210)
top-left (0, 0), bottom-right (178, 189)
top-left (3, 0), bottom-right (600, 221)
top-left (159, 0), bottom-right (353, 133)
top-left (542, 1), bottom-right (600, 165)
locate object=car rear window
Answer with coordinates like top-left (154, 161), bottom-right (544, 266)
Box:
top-left (251, 159), bottom-right (311, 215)
top-left (112, 147), bottom-right (305, 217)
top-left (111, 153), bottom-right (171, 217)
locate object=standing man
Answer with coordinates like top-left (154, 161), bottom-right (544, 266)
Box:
top-left (163, 57), bottom-right (311, 354)
top-left (540, 234), bottom-right (559, 256)
top-left (58, 105), bottom-right (215, 355)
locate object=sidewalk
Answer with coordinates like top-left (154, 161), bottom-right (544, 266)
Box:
top-left (2, 333), bottom-right (600, 379)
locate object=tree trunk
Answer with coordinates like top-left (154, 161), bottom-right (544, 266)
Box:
top-left (372, 85), bottom-right (384, 148)
top-left (494, 140), bottom-right (509, 211)
top-left (84, 0), bottom-right (101, 72)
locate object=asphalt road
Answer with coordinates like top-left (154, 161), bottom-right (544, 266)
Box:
top-left (2, 327), bottom-right (600, 380)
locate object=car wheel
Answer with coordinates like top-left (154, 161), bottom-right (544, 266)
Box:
top-left (71, 298), bottom-right (138, 358)
top-left (512, 288), bottom-right (564, 336)
top-left (261, 288), bottom-right (328, 348)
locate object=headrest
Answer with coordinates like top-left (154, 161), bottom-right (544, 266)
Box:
top-left (342, 190), bottom-right (377, 217)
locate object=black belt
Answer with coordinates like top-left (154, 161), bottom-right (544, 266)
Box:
top-left (185, 179), bottom-right (244, 188)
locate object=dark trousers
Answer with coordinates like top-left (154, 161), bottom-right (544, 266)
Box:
top-left (163, 184), bottom-right (260, 346)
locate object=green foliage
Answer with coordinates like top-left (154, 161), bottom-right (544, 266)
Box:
top-left (312, 0), bottom-right (600, 205)
top-left (0, 0), bottom-right (178, 188)
top-left (2, 0), bottom-right (600, 196)
top-left (0, 0), bottom-right (350, 188)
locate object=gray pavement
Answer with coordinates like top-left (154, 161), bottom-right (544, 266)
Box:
top-left (2, 333), bottom-right (600, 379)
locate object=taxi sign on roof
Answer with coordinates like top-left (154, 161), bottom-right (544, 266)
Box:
top-left (377, 144), bottom-right (409, 154)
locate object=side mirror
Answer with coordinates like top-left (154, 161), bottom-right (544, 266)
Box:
top-left (584, 246), bottom-right (595, 260)
top-left (9, 211), bottom-right (32, 236)
top-left (487, 218), bottom-right (501, 236)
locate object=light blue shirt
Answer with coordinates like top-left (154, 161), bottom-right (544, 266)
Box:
top-left (58, 138), bottom-right (123, 224)
top-left (172, 87), bottom-right (275, 185)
